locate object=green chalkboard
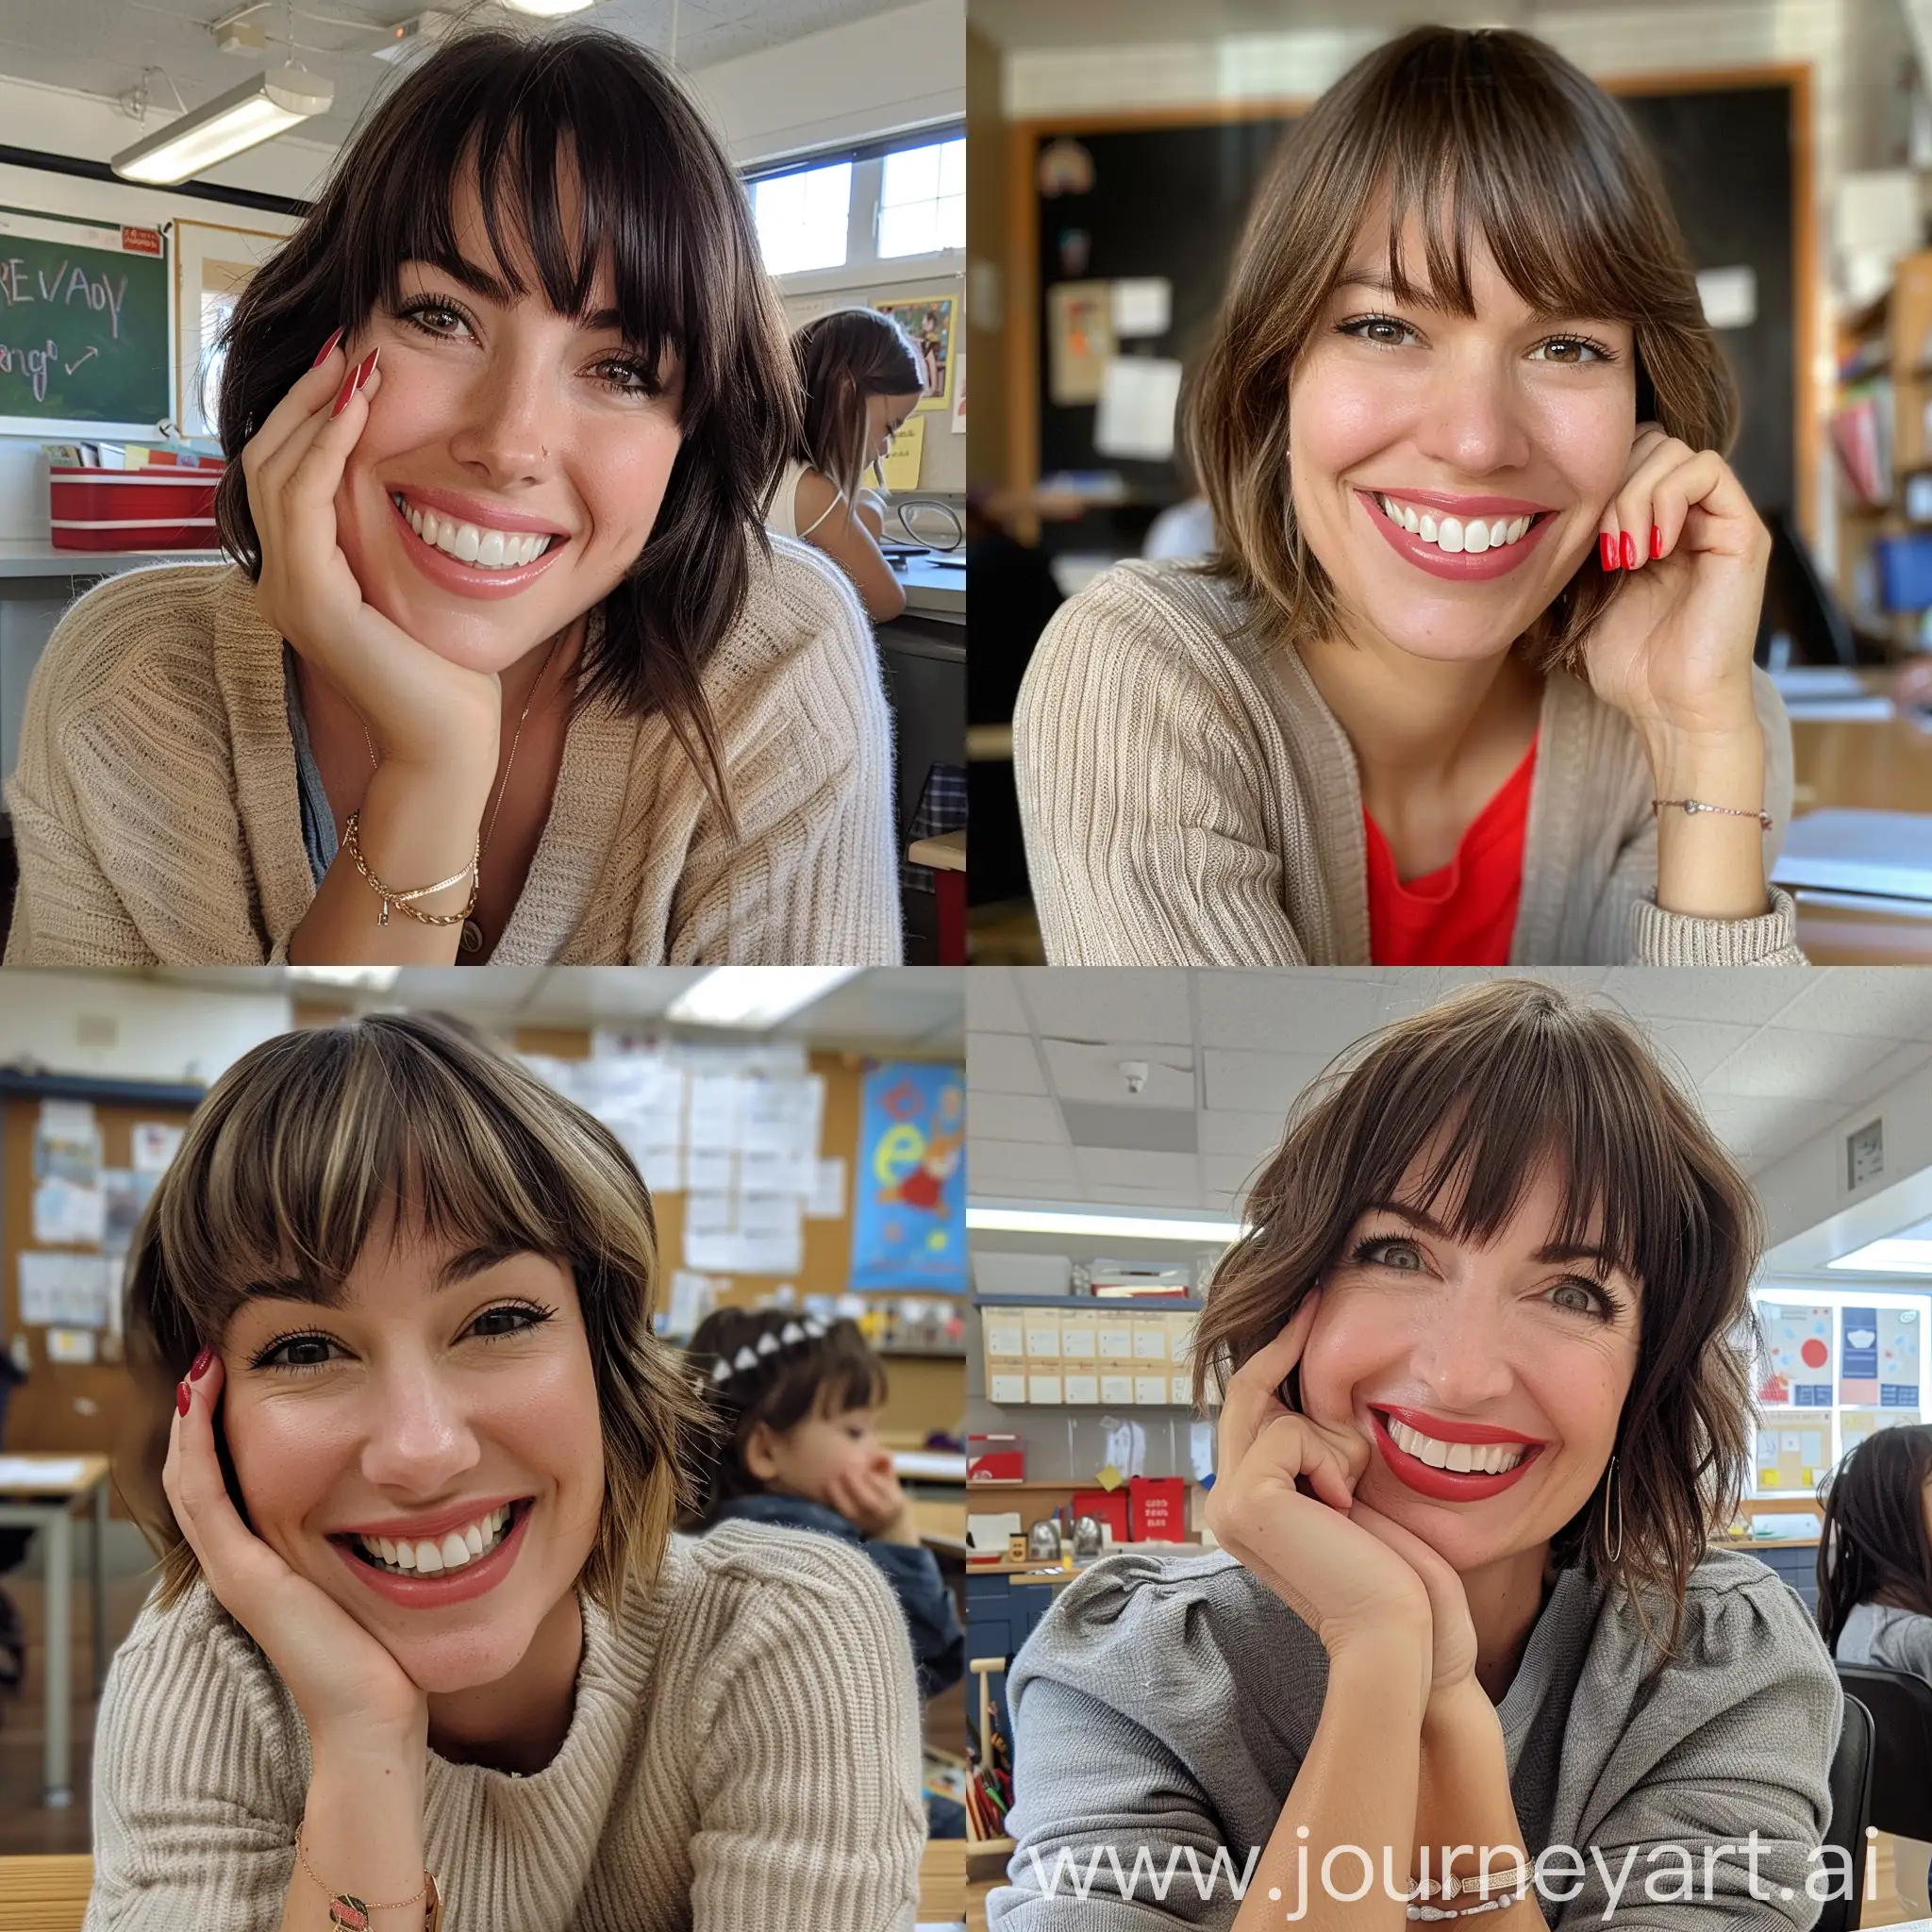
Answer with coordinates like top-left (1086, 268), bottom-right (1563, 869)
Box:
top-left (0, 208), bottom-right (169, 430)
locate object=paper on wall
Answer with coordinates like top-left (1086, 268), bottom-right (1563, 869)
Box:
top-left (732, 1194), bottom-right (804, 1274)
top-left (744, 1076), bottom-right (824, 1159)
top-left (46, 1326), bottom-right (95, 1364)
top-left (1696, 265), bottom-right (1757, 330)
top-left (18, 1250), bottom-right (115, 1327)
top-left (32, 1177), bottom-right (106, 1246)
top-left (1111, 277), bottom-right (1172, 338)
top-left (687, 1147), bottom-right (737, 1196)
top-left (1093, 356), bottom-right (1184, 461)
top-left (879, 411), bottom-right (924, 491)
top-left (687, 1074), bottom-right (749, 1152)
top-left (34, 1101), bottom-right (101, 1185)
top-left (129, 1123), bottom-right (184, 1174)
top-left (685, 1191), bottom-right (735, 1239)
top-left (808, 1157), bottom-right (847, 1220)
top-left (102, 1170), bottom-right (158, 1254)
top-left (664, 1270), bottom-right (719, 1339)
top-left (1101, 1416), bottom-right (1146, 1479)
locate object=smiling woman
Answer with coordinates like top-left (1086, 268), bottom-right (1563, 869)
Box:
top-left (989, 980), bottom-right (1842, 1932)
top-left (92, 1012), bottom-right (925, 1932)
top-left (1013, 25), bottom-right (1801, 969)
top-left (3, 28), bottom-right (900, 968)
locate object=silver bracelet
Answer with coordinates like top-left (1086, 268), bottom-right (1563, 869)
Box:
top-left (1652, 796), bottom-right (1774, 831)
top-left (1408, 1897), bottom-right (1514, 1922)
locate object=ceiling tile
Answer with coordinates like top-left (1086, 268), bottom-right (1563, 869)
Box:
top-left (1199, 1108), bottom-right (1287, 1158)
top-left (1703, 1026), bottom-right (1897, 1101)
top-left (1017, 968), bottom-right (1194, 1044)
top-left (1073, 1148), bottom-right (1201, 1194)
top-left (1084, 1180), bottom-right (1204, 1207)
top-left (969, 1092), bottom-right (1067, 1144)
top-left (967, 1030), bottom-right (1048, 1095)
top-left (1040, 1037), bottom-right (1194, 1107)
top-left (1202, 1046), bottom-right (1332, 1114)
top-left (1597, 967), bottom-right (1809, 1025)
top-left (1641, 1017), bottom-right (1761, 1083)
top-left (1202, 1152), bottom-right (1266, 1200)
top-left (966, 967), bottom-right (1032, 1034)
top-left (965, 1140), bottom-right (1077, 1187)
top-left (1193, 970), bottom-right (1388, 1049)
top-left (1774, 971), bottom-right (1932, 1041)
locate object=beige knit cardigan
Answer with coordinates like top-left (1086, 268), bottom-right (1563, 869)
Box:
top-left (5, 540), bottom-right (901, 965)
top-left (84, 1522), bottom-right (925, 1932)
top-left (1014, 559), bottom-right (1805, 966)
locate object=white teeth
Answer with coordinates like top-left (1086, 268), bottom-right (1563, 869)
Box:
top-left (1419, 511), bottom-right (1438, 541)
top-left (1464, 520), bottom-right (1491, 554)
top-left (1386, 1417), bottom-right (1525, 1474)
top-left (1438, 515), bottom-right (1465, 553)
top-left (1379, 493), bottom-right (1538, 555)
top-left (1447, 1441), bottom-right (1474, 1472)
top-left (462, 1522), bottom-right (485, 1558)
top-left (394, 494), bottom-right (554, 571)
top-left (353, 1505), bottom-right (514, 1578)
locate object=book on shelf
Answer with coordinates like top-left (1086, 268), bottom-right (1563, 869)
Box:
top-left (1831, 380), bottom-right (1893, 507)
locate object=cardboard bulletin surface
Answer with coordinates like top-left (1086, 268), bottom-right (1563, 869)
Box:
top-left (0, 1081), bottom-right (200, 1513)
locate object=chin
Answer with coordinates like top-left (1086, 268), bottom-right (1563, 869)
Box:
top-left (369, 1612), bottom-right (540, 1696)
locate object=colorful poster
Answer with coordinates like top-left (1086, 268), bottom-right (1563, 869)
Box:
top-left (849, 1061), bottom-right (966, 1291)
top-left (1880, 1305), bottom-right (1922, 1407)
top-left (1840, 1307), bottom-right (1879, 1405)
top-left (1838, 1407), bottom-right (1922, 1461)
top-left (874, 293), bottom-right (957, 414)
top-left (1762, 1306), bottom-right (1834, 1407)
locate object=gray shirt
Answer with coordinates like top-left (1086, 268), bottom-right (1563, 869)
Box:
top-left (988, 1544), bottom-right (1840, 1930)
top-left (1835, 1599), bottom-right (1932, 1681)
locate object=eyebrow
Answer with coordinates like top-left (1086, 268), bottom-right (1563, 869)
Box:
top-left (1362, 1200), bottom-right (1622, 1277)
top-left (235, 1243), bottom-right (530, 1307)
top-left (1333, 268), bottom-right (1591, 325)
top-left (416, 250), bottom-right (625, 335)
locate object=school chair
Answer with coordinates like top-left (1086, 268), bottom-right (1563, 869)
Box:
top-left (0, 1854), bottom-right (91, 1931)
top-left (1837, 1663), bottom-right (1932, 1913)
top-left (1816, 1693), bottom-right (1874, 1932)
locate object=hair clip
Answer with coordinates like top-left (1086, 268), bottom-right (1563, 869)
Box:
top-left (705, 1315), bottom-right (840, 1392)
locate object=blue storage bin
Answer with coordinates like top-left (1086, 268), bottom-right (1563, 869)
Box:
top-left (1874, 533), bottom-right (1932, 609)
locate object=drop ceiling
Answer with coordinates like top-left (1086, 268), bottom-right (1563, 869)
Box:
top-left (0, 0), bottom-right (908, 156)
top-left (968, 967), bottom-right (1932, 1214)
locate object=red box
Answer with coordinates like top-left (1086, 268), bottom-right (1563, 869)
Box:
top-left (50, 462), bottom-right (224, 551)
top-left (966, 1432), bottom-right (1025, 1484)
top-left (1128, 1474), bottom-right (1187, 1541)
top-left (1071, 1488), bottom-right (1130, 1544)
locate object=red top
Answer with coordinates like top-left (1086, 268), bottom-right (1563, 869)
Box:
top-left (1363, 735), bottom-right (1538, 966)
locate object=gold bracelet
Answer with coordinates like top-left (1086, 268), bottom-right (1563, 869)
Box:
top-left (341, 811), bottom-right (480, 928)
top-left (1652, 796), bottom-right (1773, 832)
top-left (294, 1829), bottom-right (442, 1928)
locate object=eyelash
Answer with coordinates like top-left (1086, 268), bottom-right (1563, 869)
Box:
top-left (1336, 311), bottom-right (1616, 365)
top-left (1348, 1231), bottom-right (1624, 1324)
top-left (392, 294), bottom-right (661, 397)
top-left (248, 1300), bottom-right (558, 1376)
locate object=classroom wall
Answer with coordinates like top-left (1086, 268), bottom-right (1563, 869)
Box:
top-left (0, 974), bottom-right (291, 1084)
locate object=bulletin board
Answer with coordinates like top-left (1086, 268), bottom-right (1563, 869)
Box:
top-left (0, 1074), bottom-right (201, 1506)
top-left (1006, 65), bottom-right (1814, 541)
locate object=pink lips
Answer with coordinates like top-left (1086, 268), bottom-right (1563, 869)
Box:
top-left (1359, 489), bottom-right (1554, 583)
top-left (390, 491), bottom-right (568, 601)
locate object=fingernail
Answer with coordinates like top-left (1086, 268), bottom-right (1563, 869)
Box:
top-left (190, 1346), bottom-right (212, 1381)
top-left (356, 345), bottom-right (379, 386)
top-left (1621, 530), bottom-right (1638, 571)
top-left (331, 362), bottom-right (361, 418)
top-left (1650, 524), bottom-right (1663, 559)
top-left (1600, 532), bottom-right (1619, 572)
top-left (309, 326), bottom-right (343, 369)
top-left (175, 1381), bottom-right (192, 1417)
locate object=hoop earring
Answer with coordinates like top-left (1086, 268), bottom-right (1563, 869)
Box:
top-left (1603, 1453), bottom-right (1624, 1564)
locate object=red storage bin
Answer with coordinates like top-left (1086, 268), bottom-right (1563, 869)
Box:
top-left (1071, 1487), bottom-right (1130, 1545)
top-left (966, 1432), bottom-right (1025, 1484)
top-left (49, 461), bottom-right (224, 551)
top-left (1127, 1474), bottom-right (1187, 1541)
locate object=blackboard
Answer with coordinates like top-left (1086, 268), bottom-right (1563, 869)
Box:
top-left (1028, 80), bottom-right (1799, 523)
top-left (0, 207), bottom-right (170, 431)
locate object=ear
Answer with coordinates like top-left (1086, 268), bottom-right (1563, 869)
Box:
top-left (742, 1420), bottom-right (784, 1484)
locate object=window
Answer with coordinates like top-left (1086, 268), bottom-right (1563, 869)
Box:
top-left (877, 137), bottom-right (965, 258)
top-left (752, 159), bottom-right (853, 276)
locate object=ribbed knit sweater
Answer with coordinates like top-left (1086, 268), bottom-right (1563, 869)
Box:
top-left (5, 538), bottom-right (901, 965)
top-left (85, 1522), bottom-right (925, 1932)
top-left (1013, 560), bottom-right (1805, 966)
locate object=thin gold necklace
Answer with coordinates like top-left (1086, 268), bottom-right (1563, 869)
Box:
top-left (361, 632), bottom-right (564, 957)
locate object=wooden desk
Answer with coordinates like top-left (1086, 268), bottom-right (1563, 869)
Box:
top-left (1790, 675), bottom-right (1932, 814)
top-left (911, 1495), bottom-right (967, 1555)
top-left (0, 1453), bottom-right (111, 1807)
top-left (0, 1854), bottom-right (91, 1931)
top-left (920, 1838), bottom-right (967, 1923)
top-left (909, 827), bottom-right (967, 965)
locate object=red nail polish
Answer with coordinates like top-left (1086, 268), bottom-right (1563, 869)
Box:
top-left (1620, 530), bottom-right (1637, 571)
top-left (1600, 532), bottom-right (1619, 572)
top-left (1650, 524), bottom-right (1663, 559)
top-left (332, 346), bottom-right (378, 418)
top-left (190, 1346), bottom-right (213, 1381)
top-left (309, 327), bottom-right (343, 369)
top-left (175, 1381), bottom-right (192, 1417)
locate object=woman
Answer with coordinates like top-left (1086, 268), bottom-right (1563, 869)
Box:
top-left (990, 980), bottom-right (1840, 1931)
top-left (769, 308), bottom-right (925, 621)
top-left (1818, 1422), bottom-right (1932, 1681)
top-left (7, 29), bottom-right (899, 967)
top-left (1015, 26), bottom-right (1800, 968)
top-left (93, 1013), bottom-right (924, 1930)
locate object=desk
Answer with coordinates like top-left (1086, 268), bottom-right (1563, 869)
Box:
top-left (0, 1453), bottom-right (111, 1807)
top-left (0, 1854), bottom-right (91, 1931)
top-left (910, 1495), bottom-right (967, 1556)
top-left (909, 827), bottom-right (967, 964)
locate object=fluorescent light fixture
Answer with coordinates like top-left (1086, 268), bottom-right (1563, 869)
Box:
top-left (284, 966), bottom-right (400, 991)
top-left (664, 967), bottom-right (860, 1030)
top-left (1825, 1239), bottom-right (1932, 1275)
top-left (1761, 1282), bottom-right (1932, 1307)
top-left (496, 0), bottom-right (598, 13)
top-left (111, 65), bottom-right (333, 184)
top-left (967, 1206), bottom-right (1245, 1244)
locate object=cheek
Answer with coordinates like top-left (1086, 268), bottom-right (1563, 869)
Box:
top-left (581, 419), bottom-right (683, 546)
top-left (225, 1395), bottom-right (350, 1547)
top-left (1294, 1296), bottom-right (1389, 1428)
top-left (1288, 356), bottom-right (1394, 476)
top-left (1521, 388), bottom-right (1634, 506)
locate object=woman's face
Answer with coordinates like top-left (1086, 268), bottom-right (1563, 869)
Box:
top-left (1296, 1161), bottom-right (1642, 1574)
top-left (865, 391), bottom-right (924, 472)
top-left (219, 1227), bottom-right (605, 1695)
top-left (1287, 198), bottom-right (1637, 667)
top-left (331, 155), bottom-right (685, 675)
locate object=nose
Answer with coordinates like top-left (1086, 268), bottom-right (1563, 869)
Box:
top-left (1411, 347), bottom-right (1534, 479)
top-left (444, 338), bottom-right (554, 489)
top-left (356, 1359), bottom-right (481, 1498)
top-left (1405, 1282), bottom-right (1518, 1414)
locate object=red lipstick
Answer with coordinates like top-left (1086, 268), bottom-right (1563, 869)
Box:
top-left (1369, 1408), bottom-right (1545, 1503)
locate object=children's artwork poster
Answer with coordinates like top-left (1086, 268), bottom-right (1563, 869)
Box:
top-left (1756, 1424), bottom-right (1827, 1491)
top-left (1840, 1307), bottom-right (1879, 1405)
top-left (849, 1061), bottom-right (965, 1291)
top-left (1879, 1305), bottom-right (1922, 1406)
top-left (1045, 280), bottom-right (1111, 405)
top-left (1840, 1407), bottom-right (1921, 1460)
top-left (1759, 1305), bottom-right (1834, 1407)
top-left (874, 293), bottom-right (957, 414)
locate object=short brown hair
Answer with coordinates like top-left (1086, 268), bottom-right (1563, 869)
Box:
top-left (122, 1012), bottom-right (708, 1613)
top-left (1187, 25), bottom-right (1739, 673)
top-left (681, 1307), bottom-right (889, 1523)
top-left (1193, 978), bottom-right (1760, 1660)
top-left (214, 25), bottom-right (796, 814)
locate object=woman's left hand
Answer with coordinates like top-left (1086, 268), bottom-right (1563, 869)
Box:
top-left (1578, 424), bottom-right (1771, 758)
top-left (1346, 1499), bottom-right (1478, 1703)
